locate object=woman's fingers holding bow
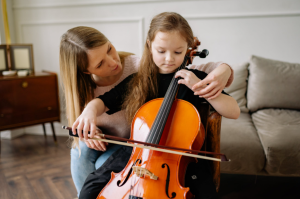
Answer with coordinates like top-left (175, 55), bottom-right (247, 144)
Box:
top-left (72, 108), bottom-right (98, 140)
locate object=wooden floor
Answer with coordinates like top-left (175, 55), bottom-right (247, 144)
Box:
top-left (1, 134), bottom-right (300, 199)
top-left (0, 134), bottom-right (77, 199)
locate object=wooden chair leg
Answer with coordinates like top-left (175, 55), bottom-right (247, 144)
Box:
top-left (50, 122), bottom-right (57, 143)
top-left (42, 123), bottom-right (47, 139)
top-left (207, 112), bottom-right (222, 193)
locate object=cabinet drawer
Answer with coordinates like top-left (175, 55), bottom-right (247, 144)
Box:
top-left (0, 73), bottom-right (60, 129)
top-left (15, 76), bottom-right (59, 110)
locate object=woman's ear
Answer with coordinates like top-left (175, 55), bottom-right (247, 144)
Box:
top-left (147, 39), bottom-right (151, 49)
top-left (147, 39), bottom-right (152, 54)
top-left (83, 71), bottom-right (91, 75)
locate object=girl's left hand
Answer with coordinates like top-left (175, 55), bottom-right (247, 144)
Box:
top-left (175, 69), bottom-right (202, 90)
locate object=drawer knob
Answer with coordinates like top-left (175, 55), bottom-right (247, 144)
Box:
top-left (22, 81), bottom-right (28, 88)
top-left (48, 107), bottom-right (52, 110)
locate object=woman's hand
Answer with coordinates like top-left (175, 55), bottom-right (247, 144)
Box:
top-left (72, 107), bottom-right (98, 140)
top-left (72, 98), bottom-right (107, 140)
top-left (192, 63), bottom-right (231, 99)
top-left (175, 69), bottom-right (201, 90)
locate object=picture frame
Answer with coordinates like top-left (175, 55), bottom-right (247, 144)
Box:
top-left (0, 45), bottom-right (9, 72)
top-left (10, 44), bottom-right (34, 73)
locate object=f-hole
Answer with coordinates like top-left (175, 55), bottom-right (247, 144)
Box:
top-left (162, 163), bottom-right (176, 198)
top-left (117, 159), bottom-right (142, 187)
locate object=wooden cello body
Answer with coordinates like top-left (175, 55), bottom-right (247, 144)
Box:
top-left (97, 98), bottom-right (205, 199)
top-left (97, 39), bottom-right (209, 199)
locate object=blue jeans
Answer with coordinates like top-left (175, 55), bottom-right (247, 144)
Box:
top-left (70, 140), bottom-right (122, 196)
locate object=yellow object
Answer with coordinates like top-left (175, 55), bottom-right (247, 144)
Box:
top-left (22, 81), bottom-right (28, 88)
top-left (1, 0), bottom-right (11, 44)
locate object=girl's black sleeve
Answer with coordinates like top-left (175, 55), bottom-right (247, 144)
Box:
top-left (97, 73), bottom-right (135, 115)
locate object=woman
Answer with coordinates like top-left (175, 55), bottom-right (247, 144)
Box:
top-left (59, 26), bottom-right (234, 196)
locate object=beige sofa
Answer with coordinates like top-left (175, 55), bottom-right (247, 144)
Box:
top-left (220, 55), bottom-right (300, 176)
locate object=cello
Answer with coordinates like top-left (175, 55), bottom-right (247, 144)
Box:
top-left (96, 38), bottom-right (211, 199)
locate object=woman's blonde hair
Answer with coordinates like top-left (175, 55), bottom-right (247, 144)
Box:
top-left (122, 12), bottom-right (194, 122)
top-left (59, 26), bottom-right (133, 149)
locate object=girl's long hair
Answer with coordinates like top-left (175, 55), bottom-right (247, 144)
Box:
top-left (122, 12), bottom-right (194, 122)
top-left (59, 26), bottom-right (132, 149)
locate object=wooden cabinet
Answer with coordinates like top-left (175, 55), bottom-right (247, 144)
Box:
top-left (0, 72), bottom-right (60, 141)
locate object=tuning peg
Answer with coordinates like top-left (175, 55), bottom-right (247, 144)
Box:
top-left (198, 49), bottom-right (209, 58)
top-left (194, 49), bottom-right (209, 58)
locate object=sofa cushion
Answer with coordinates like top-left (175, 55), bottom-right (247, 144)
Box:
top-left (247, 55), bottom-right (300, 112)
top-left (224, 62), bottom-right (249, 113)
top-left (220, 112), bottom-right (265, 175)
top-left (252, 109), bottom-right (300, 176)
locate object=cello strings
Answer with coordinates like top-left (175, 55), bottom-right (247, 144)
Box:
top-left (149, 56), bottom-right (188, 145)
top-left (154, 57), bottom-right (187, 143)
top-left (148, 57), bottom-right (186, 144)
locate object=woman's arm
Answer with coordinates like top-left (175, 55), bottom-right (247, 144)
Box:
top-left (72, 98), bottom-right (107, 139)
top-left (188, 62), bottom-right (233, 99)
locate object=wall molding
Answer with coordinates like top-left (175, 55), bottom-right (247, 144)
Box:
top-left (17, 17), bottom-right (145, 54)
top-left (184, 11), bottom-right (300, 20)
top-left (13, 0), bottom-right (197, 9)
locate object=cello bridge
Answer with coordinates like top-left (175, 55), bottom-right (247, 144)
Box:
top-left (132, 166), bottom-right (158, 180)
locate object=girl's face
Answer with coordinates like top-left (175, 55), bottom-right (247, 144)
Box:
top-left (150, 31), bottom-right (188, 74)
top-left (85, 41), bottom-right (122, 78)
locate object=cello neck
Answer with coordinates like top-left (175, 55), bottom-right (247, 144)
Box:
top-left (145, 56), bottom-right (189, 144)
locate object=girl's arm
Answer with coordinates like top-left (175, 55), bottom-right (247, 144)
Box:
top-left (72, 98), bottom-right (107, 139)
top-left (188, 62), bottom-right (233, 99)
top-left (175, 69), bottom-right (240, 119)
top-left (206, 94), bottom-right (240, 119)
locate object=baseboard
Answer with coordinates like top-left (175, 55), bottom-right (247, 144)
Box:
top-left (0, 129), bottom-right (25, 139)
top-left (24, 122), bottom-right (69, 137)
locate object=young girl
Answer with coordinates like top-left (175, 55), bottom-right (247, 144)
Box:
top-left (60, 26), bottom-right (234, 196)
top-left (73, 12), bottom-right (240, 199)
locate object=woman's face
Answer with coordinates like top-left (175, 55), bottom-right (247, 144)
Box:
top-left (150, 31), bottom-right (188, 74)
top-left (85, 41), bottom-right (122, 78)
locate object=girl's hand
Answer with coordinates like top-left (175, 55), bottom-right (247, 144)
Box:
top-left (192, 64), bottom-right (231, 99)
top-left (84, 133), bottom-right (108, 151)
top-left (175, 69), bottom-right (201, 90)
top-left (72, 107), bottom-right (98, 140)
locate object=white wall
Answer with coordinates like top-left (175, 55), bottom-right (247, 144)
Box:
top-left (3, 0), bottom-right (300, 137)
